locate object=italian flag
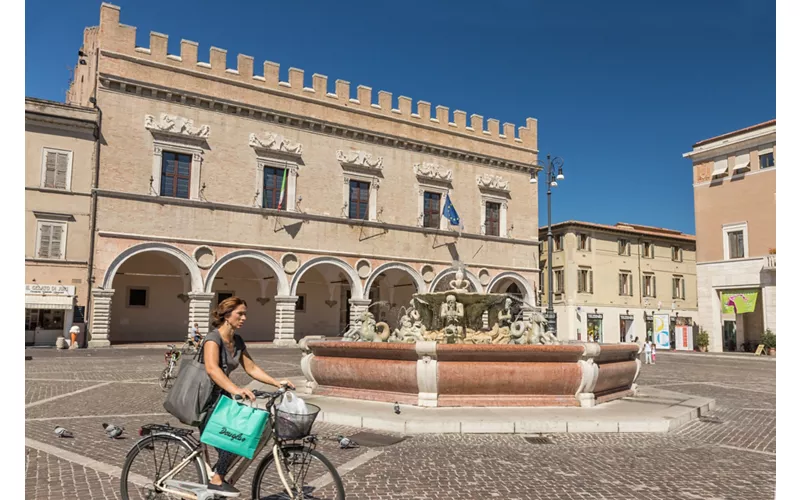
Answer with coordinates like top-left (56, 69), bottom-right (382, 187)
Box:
top-left (276, 169), bottom-right (288, 210)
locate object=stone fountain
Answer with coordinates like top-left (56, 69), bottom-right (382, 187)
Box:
top-left (301, 264), bottom-right (641, 408)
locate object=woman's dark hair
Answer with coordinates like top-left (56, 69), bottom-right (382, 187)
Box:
top-left (211, 296), bottom-right (248, 328)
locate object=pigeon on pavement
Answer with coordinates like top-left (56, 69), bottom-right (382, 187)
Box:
top-left (336, 435), bottom-right (358, 449)
top-left (102, 423), bottom-right (125, 439)
top-left (54, 426), bottom-right (73, 438)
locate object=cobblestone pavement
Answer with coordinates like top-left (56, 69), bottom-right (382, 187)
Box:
top-left (25, 347), bottom-right (776, 499)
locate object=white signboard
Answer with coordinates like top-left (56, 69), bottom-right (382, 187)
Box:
top-left (653, 314), bottom-right (671, 349)
top-left (675, 326), bottom-right (693, 351)
top-left (25, 284), bottom-right (75, 296)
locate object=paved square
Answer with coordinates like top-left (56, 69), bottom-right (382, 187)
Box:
top-left (25, 348), bottom-right (775, 499)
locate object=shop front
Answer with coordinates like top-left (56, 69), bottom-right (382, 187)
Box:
top-left (587, 312), bottom-right (603, 343)
top-left (619, 314), bottom-right (635, 342)
top-left (25, 284), bottom-right (76, 347)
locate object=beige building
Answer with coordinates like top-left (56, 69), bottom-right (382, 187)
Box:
top-left (539, 221), bottom-right (698, 344)
top-left (683, 120), bottom-right (776, 352)
top-left (62, 4), bottom-right (542, 346)
top-left (25, 98), bottom-right (99, 346)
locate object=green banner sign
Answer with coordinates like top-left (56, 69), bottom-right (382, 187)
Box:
top-left (721, 291), bottom-right (759, 314)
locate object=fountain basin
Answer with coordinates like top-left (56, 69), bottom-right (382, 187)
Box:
top-left (300, 340), bottom-right (641, 408)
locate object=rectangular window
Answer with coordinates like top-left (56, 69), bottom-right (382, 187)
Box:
top-left (671, 246), bottom-right (683, 262)
top-left (296, 294), bottom-right (306, 312)
top-left (642, 242), bottom-right (654, 259)
top-left (759, 151), bottom-right (775, 169)
top-left (618, 239), bottom-right (630, 256)
top-left (216, 291), bottom-right (234, 306)
top-left (643, 274), bottom-right (656, 298)
top-left (263, 167), bottom-right (287, 210)
top-left (36, 221), bottom-right (67, 259)
top-left (619, 272), bottom-right (632, 296)
top-left (160, 152), bottom-right (192, 199)
top-left (728, 231), bottom-right (745, 259)
top-left (554, 269), bottom-right (564, 294)
top-left (127, 288), bottom-right (148, 308)
top-left (554, 235), bottom-right (564, 251)
top-left (485, 202), bottom-right (501, 236)
top-left (40, 310), bottom-right (65, 330)
top-left (578, 233), bottom-right (591, 251)
top-left (41, 149), bottom-right (71, 190)
top-left (578, 268), bottom-right (593, 294)
top-left (423, 191), bottom-right (441, 229)
top-left (672, 276), bottom-right (685, 299)
top-left (348, 180), bottom-right (370, 219)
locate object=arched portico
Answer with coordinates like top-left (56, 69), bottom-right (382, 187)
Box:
top-left (363, 262), bottom-right (426, 330)
top-left (430, 267), bottom-right (482, 293)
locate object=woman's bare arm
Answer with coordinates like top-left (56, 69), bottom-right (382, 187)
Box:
top-left (240, 349), bottom-right (294, 388)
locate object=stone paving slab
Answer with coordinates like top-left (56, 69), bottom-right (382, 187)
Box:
top-left (248, 380), bottom-right (715, 435)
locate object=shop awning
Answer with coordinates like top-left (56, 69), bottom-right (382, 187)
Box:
top-left (711, 158), bottom-right (729, 176)
top-left (25, 294), bottom-right (74, 310)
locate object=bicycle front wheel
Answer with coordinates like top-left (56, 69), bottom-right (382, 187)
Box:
top-left (158, 366), bottom-right (175, 390)
top-left (251, 445), bottom-right (345, 500)
top-left (120, 433), bottom-right (207, 500)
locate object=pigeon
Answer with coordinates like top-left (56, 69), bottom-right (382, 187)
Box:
top-left (336, 435), bottom-right (358, 449)
top-left (394, 402), bottom-right (401, 415)
top-left (54, 426), bottom-right (73, 438)
top-left (102, 423), bottom-right (125, 439)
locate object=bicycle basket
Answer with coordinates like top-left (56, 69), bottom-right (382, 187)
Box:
top-left (274, 403), bottom-right (321, 440)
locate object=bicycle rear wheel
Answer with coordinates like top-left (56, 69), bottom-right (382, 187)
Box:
top-left (251, 445), bottom-right (345, 500)
top-left (120, 433), bottom-right (207, 500)
top-left (158, 366), bottom-right (173, 390)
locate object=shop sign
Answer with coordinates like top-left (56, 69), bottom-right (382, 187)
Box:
top-left (619, 314), bottom-right (635, 321)
top-left (25, 284), bottom-right (75, 296)
top-left (587, 313), bottom-right (603, 320)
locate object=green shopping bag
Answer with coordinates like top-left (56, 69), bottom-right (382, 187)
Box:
top-left (200, 396), bottom-right (269, 459)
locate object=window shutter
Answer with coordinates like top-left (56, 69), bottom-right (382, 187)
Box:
top-left (589, 270), bottom-right (594, 293)
top-left (652, 276), bottom-right (656, 297)
top-left (54, 153), bottom-right (69, 189)
top-left (681, 279), bottom-right (685, 299)
top-left (587, 236), bottom-right (591, 251)
top-left (578, 270), bottom-right (583, 293)
top-left (44, 152), bottom-right (57, 188)
top-left (619, 274), bottom-right (624, 295)
top-left (38, 224), bottom-right (52, 258)
top-left (50, 225), bottom-right (64, 259)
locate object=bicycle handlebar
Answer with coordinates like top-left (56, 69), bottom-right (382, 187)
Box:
top-left (233, 384), bottom-right (293, 402)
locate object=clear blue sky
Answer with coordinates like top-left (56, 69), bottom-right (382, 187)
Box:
top-left (25, 0), bottom-right (775, 235)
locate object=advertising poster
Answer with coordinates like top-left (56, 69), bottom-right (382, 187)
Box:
top-left (653, 314), bottom-right (671, 349)
top-left (675, 325), bottom-right (693, 351)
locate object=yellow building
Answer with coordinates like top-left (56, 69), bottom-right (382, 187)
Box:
top-left (59, 4), bottom-right (543, 346)
top-left (25, 98), bottom-right (99, 346)
top-left (539, 221), bottom-right (698, 344)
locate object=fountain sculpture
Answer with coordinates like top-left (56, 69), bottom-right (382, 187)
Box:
top-left (343, 265), bottom-right (558, 345)
top-left (302, 263), bottom-right (641, 408)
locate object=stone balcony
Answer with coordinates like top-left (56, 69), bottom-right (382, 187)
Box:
top-left (764, 254), bottom-right (776, 270)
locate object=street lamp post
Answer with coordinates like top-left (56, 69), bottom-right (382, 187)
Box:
top-left (531, 154), bottom-right (565, 335)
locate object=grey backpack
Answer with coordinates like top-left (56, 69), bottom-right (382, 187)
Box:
top-left (163, 340), bottom-right (227, 427)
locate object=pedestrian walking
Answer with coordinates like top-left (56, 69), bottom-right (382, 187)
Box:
top-left (651, 340), bottom-right (656, 364)
top-left (644, 338), bottom-right (652, 365)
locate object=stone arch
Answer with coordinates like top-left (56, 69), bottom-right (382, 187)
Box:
top-left (487, 272), bottom-right (536, 302)
top-left (364, 262), bottom-right (426, 297)
top-left (204, 249), bottom-right (289, 295)
top-left (101, 242), bottom-right (203, 292)
top-left (430, 267), bottom-right (483, 293)
top-left (289, 256), bottom-right (363, 299)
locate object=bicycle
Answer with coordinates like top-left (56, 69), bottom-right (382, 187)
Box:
top-left (181, 337), bottom-right (202, 355)
top-left (158, 345), bottom-right (182, 390)
top-left (119, 386), bottom-right (344, 499)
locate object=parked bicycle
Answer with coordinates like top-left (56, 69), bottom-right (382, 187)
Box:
top-left (159, 345), bottom-right (182, 390)
top-left (181, 337), bottom-right (200, 355)
top-left (119, 386), bottom-right (343, 499)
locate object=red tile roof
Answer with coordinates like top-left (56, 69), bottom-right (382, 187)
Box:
top-left (693, 119), bottom-right (776, 147)
top-left (539, 220), bottom-right (696, 243)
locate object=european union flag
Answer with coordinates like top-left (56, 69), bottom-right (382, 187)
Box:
top-left (442, 194), bottom-right (460, 226)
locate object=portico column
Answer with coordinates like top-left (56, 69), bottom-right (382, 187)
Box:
top-left (274, 295), bottom-right (299, 346)
top-left (188, 292), bottom-right (214, 338)
top-left (88, 289), bottom-right (114, 348)
top-left (349, 299), bottom-right (371, 330)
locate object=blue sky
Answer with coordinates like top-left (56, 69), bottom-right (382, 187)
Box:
top-left (25, 0), bottom-right (775, 234)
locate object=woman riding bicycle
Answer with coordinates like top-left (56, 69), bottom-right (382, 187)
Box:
top-left (201, 296), bottom-right (295, 497)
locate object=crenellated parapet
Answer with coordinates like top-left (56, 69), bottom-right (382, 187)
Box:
top-left (94, 3), bottom-right (538, 152)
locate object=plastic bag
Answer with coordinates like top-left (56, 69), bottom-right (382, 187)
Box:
top-left (277, 392), bottom-right (310, 415)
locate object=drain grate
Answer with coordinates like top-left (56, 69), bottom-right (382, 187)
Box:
top-left (698, 416), bottom-right (724, 424)
top-left (524, 436), bottom-right (554, 445)
top-left (347, 431), bottom-right (407, 447)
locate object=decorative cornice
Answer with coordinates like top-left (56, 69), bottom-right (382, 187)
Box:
top-left (249, 132), bottom-right (303, 155)
top-left (145, 113), bottom-right (210, 139)
top-left (101, 74), bottom-right (538, 173)
top-left (337, 150), bottom-right (384, 171)
top-left (476, 173), bottom-right (509, 192)
top-left (414, 162), bottom-right (452, 182)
